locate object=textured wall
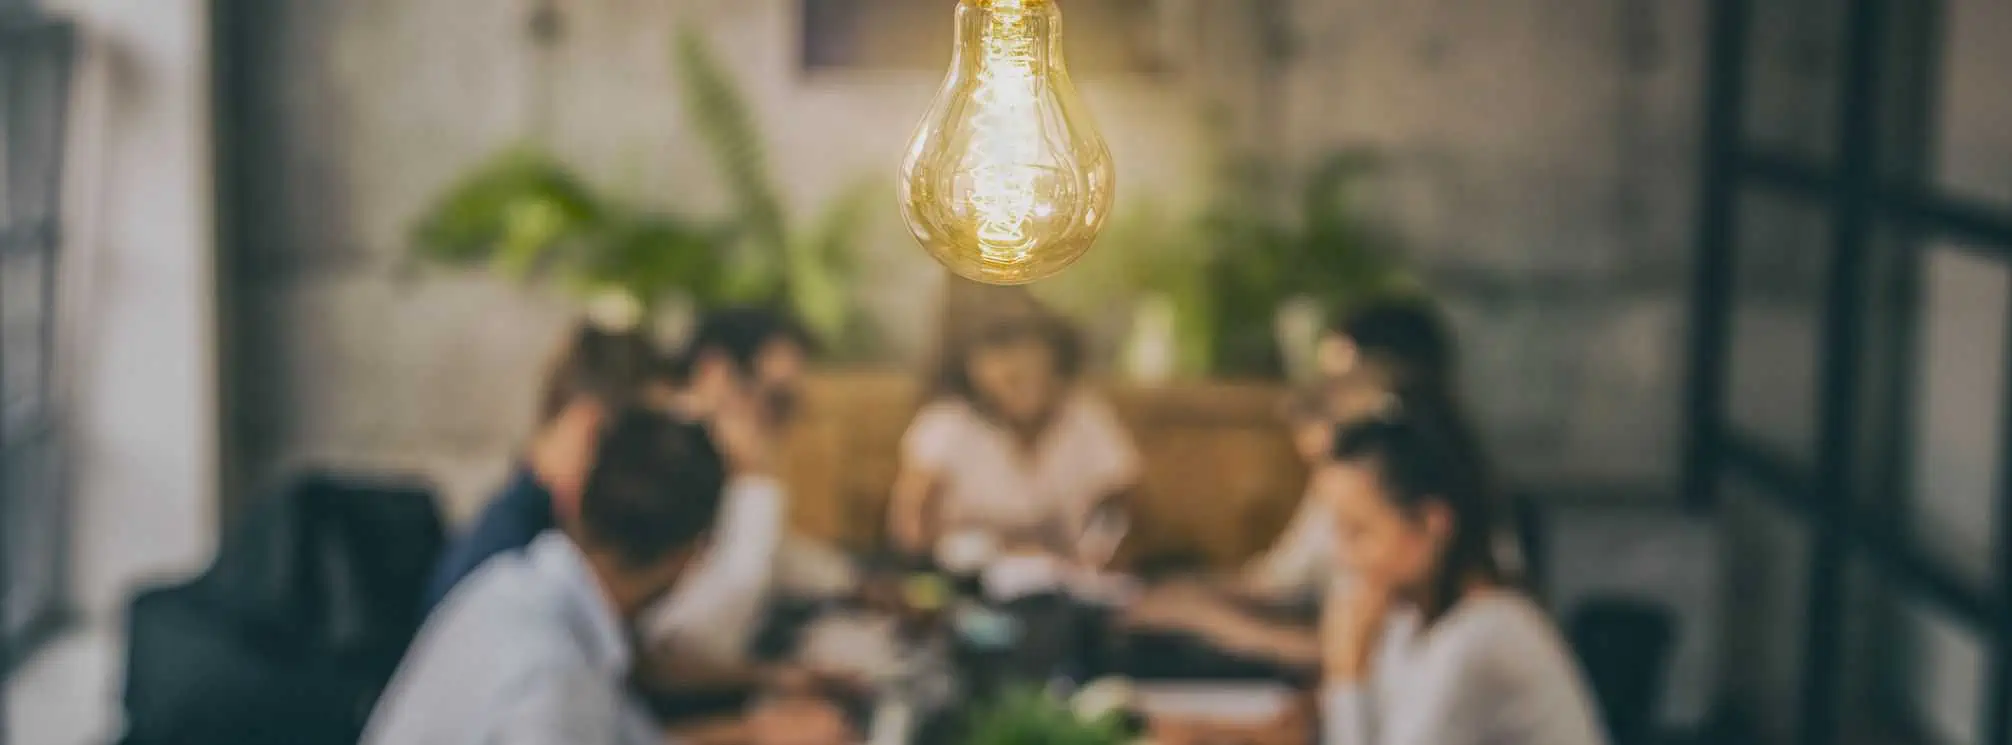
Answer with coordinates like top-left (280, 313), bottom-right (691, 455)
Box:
top-left (1278, 0), bottom-right (1704, 488)
top-left (222, 0), bottom-right (1706, 516)
top-left (221, 0), bottom-right (1215, 516)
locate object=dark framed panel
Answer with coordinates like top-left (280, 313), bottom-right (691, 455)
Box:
top-left (0, 10), bottom-right (75, 683)
top-left (1688, 0), bottom-right (2012, 743)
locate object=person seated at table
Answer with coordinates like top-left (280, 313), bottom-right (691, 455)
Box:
top-left (1120, 296), bottom-right (1453, 607)
top-left (1122, 297), bottom-right (1520, 673)
top-left (1120, 368), bottom-right (1401, 669)
top-left (1240, 370), bottom-right (1402, 603)
top-left (1319, 393), bottom-right (1604, 745)
top-left (1237, 297), bottom-right (1461, 603)
top-left (364, 409), bottom-right (730, 745)
top-left (640, 308), bottom-right (854, 671)
top-left (888, 307), bottom-right (1142, 563)
top-left (419, 323), bottom-right (659, 614)
top-left (1315, 297), bottom-right (1455, 388)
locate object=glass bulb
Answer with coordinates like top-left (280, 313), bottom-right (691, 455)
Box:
top-left (899, 0), bottom-right (1115, 285)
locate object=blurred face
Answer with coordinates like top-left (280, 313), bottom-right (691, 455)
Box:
top-left (967, 337), bottom-right (1060, 425)
top-left (1291, 419), bottom-right (1333, 465)
top-left (1322, 460), bottom-right (1451, 594)
top-left (1316, 332), bottom-right (1361, 378)
top-left (751, 339), bottom-right (807, 425)
top-left (682, 338), bottom-right (808, 427)
top-left (1329, 383), bottom-right (1397, 425)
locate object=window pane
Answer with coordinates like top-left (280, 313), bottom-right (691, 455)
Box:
top-left (1932, 0), bottom-right (2012, 208)
top-left (1743, 0), bottom-right (1845, 161)
top-left (1721, 471), bottom-right (1812, 745)
top-left (1906, 244), bottom-right (2006, 588)
top-left (1727, 189), bottom-right (1830, 462)
top-left (1890, 597), bottom-right (1987, 745)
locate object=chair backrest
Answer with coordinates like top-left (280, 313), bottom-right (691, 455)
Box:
top-left (1568, 596), bottom-right (1678, 745)
top-left (198, 471), bottom-right (444, 666)
top-left (779, 372), bottom-right (1307, 566)
top-left (122, 470), bottom-right (444, 745)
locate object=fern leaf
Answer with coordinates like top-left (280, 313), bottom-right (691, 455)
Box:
top-left (675, 28), bottom-right (789, 270)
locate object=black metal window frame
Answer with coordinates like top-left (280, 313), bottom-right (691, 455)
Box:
top-left (0, 9), bottom-right (75, 682)
top-left (1685, 0), bottom-right (2012, 744)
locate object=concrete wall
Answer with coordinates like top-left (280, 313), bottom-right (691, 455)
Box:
top-left (224, 0), bottom-right (1708, 517)
top-left (222, 0), bottom-right (1220, 517)
top-left (1279, 0), bottom-right (1704, 489)
top-left (7, 0), bottom-right (218, 742)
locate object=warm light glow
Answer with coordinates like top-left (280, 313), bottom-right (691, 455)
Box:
top-left (900, 0), bottom-right (1114, 285)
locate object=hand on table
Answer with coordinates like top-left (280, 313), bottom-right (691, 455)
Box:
top-left (746, 696), bottom-right (855, 745)
top-left (1149, 703), bottom-right (1312, 745)
top-left (1123, 583), bottom-right (1231, 633)
top-left (763, 664), bottom-right (870, 701)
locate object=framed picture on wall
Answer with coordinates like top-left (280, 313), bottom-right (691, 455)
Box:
top-left (801, 0), bottom-right (1166, 76)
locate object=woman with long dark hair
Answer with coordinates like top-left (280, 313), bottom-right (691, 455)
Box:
top-left (1319, 391), bottom-right (1603, 745)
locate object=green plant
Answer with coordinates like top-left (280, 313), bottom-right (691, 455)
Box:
top-left (409, 31), bottom-right (878, 348)
top-left (675, 28), bottom-right (876, 348)
top-left (1033, 196), bottom-right (1217, 377)
top-left (965, 688), bottom-right (1128, 745)
top-left (1204, 149), bottom-right (1423, 376)
top-left (409, 148), bottom-right (727, 308)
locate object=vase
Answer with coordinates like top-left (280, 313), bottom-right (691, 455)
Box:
top-left (1274, 295), bottom-right (1325, 382)
top-left (1122, 294), bottom-right (1178, 384)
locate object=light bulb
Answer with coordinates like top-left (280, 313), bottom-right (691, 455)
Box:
top-left (899, 0), bottom-right (1115, 285)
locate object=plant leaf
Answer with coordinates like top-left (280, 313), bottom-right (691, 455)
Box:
top-left (410, 148), bottom-right (600, 274)
top-left (563, 212), bottom-right (730, 308)
top-left (675, 27), bottom-right (789, 276)
top-left (787, 179), bottom-right (878, 342)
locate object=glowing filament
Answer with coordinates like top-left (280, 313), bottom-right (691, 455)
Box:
top-left (968, 0), bottom-right (1040, 258)
top-left (898, 0), bottom-right (1114, 285)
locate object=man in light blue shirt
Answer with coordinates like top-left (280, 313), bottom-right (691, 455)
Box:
top-left (364, 409), bottom-right (728, 745)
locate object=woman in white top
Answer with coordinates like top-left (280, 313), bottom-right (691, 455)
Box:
top-left (889, 312), bottom-right (1141, 558)
top-left (1320, 389), bottom-right (1604, 745)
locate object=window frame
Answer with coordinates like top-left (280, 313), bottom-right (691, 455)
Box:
top-left (1685, 0), bottom-right (2012, 743)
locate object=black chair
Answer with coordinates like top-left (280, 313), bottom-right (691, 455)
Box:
top-left (120, 471), bottom-right (445, 745)
top-left (1568, 595), bottom-right (1677, 745)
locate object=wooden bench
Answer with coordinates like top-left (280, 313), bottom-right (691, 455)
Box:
top-left (779, 371), bottom-right (1307, 567)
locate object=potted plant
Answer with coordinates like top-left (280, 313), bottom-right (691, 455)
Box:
top-left (1203, 149), bottom-right (1424, 378)
top-left (408, 28), bottom-right (879, 351)
top-left (963, 687), bottom-right (1134, 745)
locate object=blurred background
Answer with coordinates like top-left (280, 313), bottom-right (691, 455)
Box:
top-left (1, 0), bottom-right (2009, 744)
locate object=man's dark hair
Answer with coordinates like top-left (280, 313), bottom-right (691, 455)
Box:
top-left (538, 324), bottom-right (661, 424)
top-left (1331, 299), bottom-right (1456, 385)
top-left (577, 408), bottom-right (727, 567)
top-left (662, 307), bottom-right (813, 384)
